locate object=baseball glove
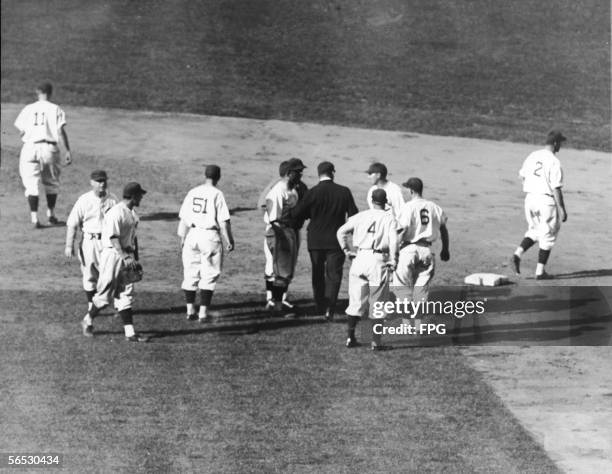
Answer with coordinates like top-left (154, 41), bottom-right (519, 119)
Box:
top-left (121, 261), bottom-right (144, 283)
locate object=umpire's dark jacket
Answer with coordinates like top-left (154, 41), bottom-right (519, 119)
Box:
top-left (291, 178), bottom-right (358, 249)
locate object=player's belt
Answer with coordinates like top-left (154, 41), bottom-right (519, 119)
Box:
top-left (86, 232), bottom-right (102, 240)
top-left (358, 248), bottom-right (386, 254)
top-left (400, 239), bottom-right (431, 250)
top-left (34, 140), bottom-right (57, 145)
top-left (190, 224), bottom-right (219, 231)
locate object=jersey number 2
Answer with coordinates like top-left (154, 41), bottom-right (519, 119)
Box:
top-left (533, 161), bottom-right (543, 177)
top-left (192, 197), bottom-right (208, 213)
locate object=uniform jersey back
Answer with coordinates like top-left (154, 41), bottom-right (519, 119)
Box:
top-left (519, 149), bottom-right (563, 195)
top-left (264, 180), bottom-right (298, 226)
top-left (179, 184), bottom-right (230, 230)
top-left (367, 181), bottom-right (404, 217)
top-left (101, 202), bottom-right (138, 249)
top-left (14, 100), bottom-right (66, 144)
top-left (348, 209), bottom-right (396, 251)
top-left (398, 198), bottom-right (447, 244)
top-left (67, 191), bottom-right (119, 234)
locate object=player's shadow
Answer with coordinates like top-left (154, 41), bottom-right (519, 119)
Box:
top-left (551, 269), bottom-right (612, 279)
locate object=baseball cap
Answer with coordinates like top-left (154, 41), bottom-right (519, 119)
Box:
top-left (90, 170), bottom-right (108, 182)
top-left (402, 177), bottom-right (423, 194)
top-left (371, 188), bottom-right (388, 205)
top-left (36, 82), bottom-right (53, 95)
top-left (205, 164), bottom-right (221, 180)
top-left (366, 162), bottom-right (387, 176)
top-left (279, 160), bottom-right (289, 177)
top-left (546, 130), bottom-right (567, 144)
top-left (123, 182), bottom-right (147, 198)
top-left (286, 157), bottom-right (306, 172)
top-left (317, 161), bottom-right (335, 176)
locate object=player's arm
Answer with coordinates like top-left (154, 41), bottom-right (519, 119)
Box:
top-left (440, 223), bottom-right (450, 261)
top-left (387, 219), bottom-right (398, 271)
top-left (64, 204), bottom-right (82, 258)
top-left (552, 187), bottom-right (567, 222)
top-left (337, 220), bottom-right (356, 258)
top-left (60, 125), bottom-right (72, 165)
top-left (177, 219), bottom-right (190, 249)
top-left (290, 189), bottom-right (312, 222)
top-left (220, 219), bottom-right (235, 252)
top-left (346, 188), bottom-right (358, 217)
top-left (109, 236), bottom-right (134, 266)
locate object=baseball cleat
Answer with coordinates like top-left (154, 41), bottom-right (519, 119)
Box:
top-left (125, 333), bottom-right (150, 342)
top-left (371, 342), bottom-right (391, 351)
top-left (81, 319), bottom-right (94, 337)
top-left (346, 337), bottom-right (359, 348)
top-left (325, 310), bottom-right (334, 322)
top-left (265, 300), bottom-right (275, 310)
top-left (48, 216), bottom-right (60, 225)
top-left (32, 221), bottom-right (43, 229)
top-left (535, 272), bottom-right (553, 280)
top-left (282, 299), bottom-right (295, 309)
top-left (186, 313), bottom-right (198, 321)
top-left (511, 255), bottom-right (521, 274)
top-left (198, 315), bottom-right (211, 323)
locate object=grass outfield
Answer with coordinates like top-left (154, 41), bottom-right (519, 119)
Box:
top-left (1, 290), bottom-right (560, 473)
top-left (1, 0), bottom-right (609, 151)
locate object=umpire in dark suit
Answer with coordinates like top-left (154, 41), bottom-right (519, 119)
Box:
top-left (291, 161), bottom-right (358, 321)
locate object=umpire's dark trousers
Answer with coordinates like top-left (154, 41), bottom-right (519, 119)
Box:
top-left (309, 248), bottom-right (345, 314)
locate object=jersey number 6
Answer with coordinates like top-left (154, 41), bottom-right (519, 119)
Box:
top-left (192, 197), bottom-right (208, 213)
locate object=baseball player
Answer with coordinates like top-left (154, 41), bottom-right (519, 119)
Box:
top-left (337, 189), bottom-right (398, 350)
top-left (366, 162), bottom-right (404, 218)
top-left (65, 170), bottom-right (119, 312)
top-left (392, 177), bottom-right (450, 307)
top-left (14, 82), bottom-right (72, 228)
top-left (178, 165), bottom-right (235, 322)
top-left (83, 182), bottom-right (148, 342)
top-left (263, 158), bottom-right (306, 312)
top-left (511, 130), bottom-right (568, 279)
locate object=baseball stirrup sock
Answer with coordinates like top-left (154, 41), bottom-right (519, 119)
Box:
top-left (201, 290), bottom-right (213, 307)
top-left (538, 249), bottom-right (551, 265)
top-left (519, 237), bottom-right (535, 253)
top-left (46, 193), bottom-right (57, 211)
top-left (118, 309), bottom-right (133, 326)
top-left (27, 195), bottom-right (39, 212)
top-left (272, 286), bottom-right (286, 302)
top-left (347, 316), bottom-right (359, 338)
top-left (85, 290), bottom-right (96, 303)
top-left (184, 290), bottom-right (196, 303)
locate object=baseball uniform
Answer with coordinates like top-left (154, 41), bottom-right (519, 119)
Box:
top-left (66, 190), bottom-right (119, 292)
top-left (367, 181), bottom-right (404, 217)
top-left (178, 183), bottom-right (231, 292)
top-left (393, 197), bottom-right (447, 303)
top-left (14, 98), bottom-right (67, 197)
top-left (519, 148), bottom-right (563, 251)
top-left (338, 208), bottom-right (398, 319)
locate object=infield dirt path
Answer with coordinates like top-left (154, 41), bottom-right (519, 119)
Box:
top-left (1, 104), bottom-right (611, 472)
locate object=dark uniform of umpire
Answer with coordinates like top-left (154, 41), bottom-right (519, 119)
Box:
top-left (291, 161), bottom-right (358, 320)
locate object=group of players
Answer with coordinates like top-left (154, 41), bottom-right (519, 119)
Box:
top-left (14, 83), bottom-right (568, 347)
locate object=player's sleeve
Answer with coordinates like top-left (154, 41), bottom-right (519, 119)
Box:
top-left (391, 185), bottom-right (405, 212)
top-left (14, 107), bottom-right (28, 132)
top-left (437, 204), bottom-right (448, 226)
top-left (548, 159), bottom-right (563, 189)
top-left (265, 185), bottom-right (283, 222)
top-left (518, 156), bottom-right (530, 178)
top-left (66, 197), bottom-right (83, 229)
top-left (178, 192), bottom-right (192, 224)
top-left (257, 179), bottom-right (278, 210)
top-left (216, 191), bottom-right (231, 222)
top-left (56, 106), bottom-right (66, 129)
top-left (103, 208), bottom-right (121, 239)
top-left (366, 186), bottom-right (374, 209)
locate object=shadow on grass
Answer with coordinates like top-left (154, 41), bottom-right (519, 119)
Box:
top-left (551, 269), bottom-right (612, 279)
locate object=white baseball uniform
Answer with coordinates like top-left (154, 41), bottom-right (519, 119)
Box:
top-left (93, 202), bottom-right (140, 312)
top-left (519, 148), bottom-right (563, 250)
top-left (393, 197), bottom-right (447, 302)
top-left (178, 184), bottom-right (231, 291)
top-left (338, 209), bottom-right (398, 319)
top-left (367, 181), bottom-right (404, 217)
top-left (66, 191), bottom-right (119, 291)
top-left (14, 99), bottom-right (67, 196)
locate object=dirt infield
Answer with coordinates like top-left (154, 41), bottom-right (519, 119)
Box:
top-left (1, 104), bottom-right (611, 471)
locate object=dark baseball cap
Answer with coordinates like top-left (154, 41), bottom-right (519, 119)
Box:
top-left (205, 164), bottom-right (221, 180)
top-left (317, 161), bottom-right (335, 176)
top-left (371, 188), bottom-right (388, 205)
top-left (286, 157), bottom-right (306, 172)
top-left (402, 177), bottom-right (423, 194)
top-left (123, 182), bottom-right (147, 198)
top-left (36, 82), bottom-right (53, 95)
top-left (90, 170), bottom-right (108, 182)
top-left (366, 162), bottom-right (387, 176)
top-left (546, 130), bottom-right (567, 144)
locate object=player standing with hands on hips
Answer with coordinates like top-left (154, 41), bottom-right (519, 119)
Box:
top-left (65, 170), bottom-right (119, 312)
top-left (177, 165), bottom-right (235, 322)
top-left (14, 82), bottom-right (72, 228)
top-left (511, 130), bottom-right (568, 280)
top-left (82, 182), bottom-right (148, 342)
top-left (337, 189), bottom-right (398, 351)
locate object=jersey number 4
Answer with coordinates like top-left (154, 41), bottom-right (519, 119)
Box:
top-left (192, 197), bottom-right (208, 213)
top-left (367, 222), bottom-right (376, 233)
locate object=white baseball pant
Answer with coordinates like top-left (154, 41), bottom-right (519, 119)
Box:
top-left (345, 250), bottom-right (391, 319)
top-left (182, 228), bottom-right (223, 291)
top-left (19, 142), bottom-right (61, 196)
top-left (523, 193), bottom-right (560, 251)
top-left (92, 248), bottom-right (134, 312)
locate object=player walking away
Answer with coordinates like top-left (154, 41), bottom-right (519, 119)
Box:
top-left (366, 162), bottom-right (404, 218)
top-left (14, 82), bottom-right (72, 228)
top-left (291, 161), bottom-right (358, 321)
top-left (392, 178), bottom-right (450, 310)
top-left (65, 170), bottom-right (119, 312)
top-left (82, 182), bottom-right (148, 342)
top-left (337, 189), bottom-right (398, 350)
top-left (512, 130), bottom-right (568, 280)
top-left (177, 165), bottom-right (235, 322)
top-left (263, 158), bottom-right (306, 313)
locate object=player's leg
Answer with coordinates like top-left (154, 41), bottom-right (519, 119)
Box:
top-left (85, 249), bottom-right (121, 335)
top-left (40, 144), bottom-right (61, 224)
top-left (368, 256), bottom-right (392, 350)
top-left (413, 247), bottom-right (435, 303)
top-left (534, 201), bottom-right (559, 279)
top-left (197, 232), bottom-right (223, 321)
top-left (263, 237), bottom-right (275, 307)
top-left (19, 144), bottom-right (42, 227)
top-left (324, 248), bottom-right (345, 320)
top-left (512, 195), bottom-right (538, 274)
top-left (79, 237), bottom-right (99, 311)
top-left (271, 226), bottom-right (297, 312)
top-left (181, 232), bottom-right (201, 320)
top-left (345, 254), bottom-right (369, 347)
top-left (114, 281), bottom-right (146, 341)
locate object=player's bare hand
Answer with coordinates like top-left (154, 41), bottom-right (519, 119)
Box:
top-left (226, 241), bottom-right (235, 252)
top-left (123, 254), bottom-right (135, 267)
top-left (344, 250), bottom-right (357, 260)
top-left (64, 246), bottom-right (74, 258)
top-left (386, 262), bottom-right (397, 272)
top-left (64, 151), bottom-right (72, 166)
top-left (560, 208), bottom-right (568, 222)
top-left (440, 248), bottom-right (450, 261)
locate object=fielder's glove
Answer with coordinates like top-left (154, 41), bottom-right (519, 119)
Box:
top-left (121, 261), bottom-right (144, 283)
